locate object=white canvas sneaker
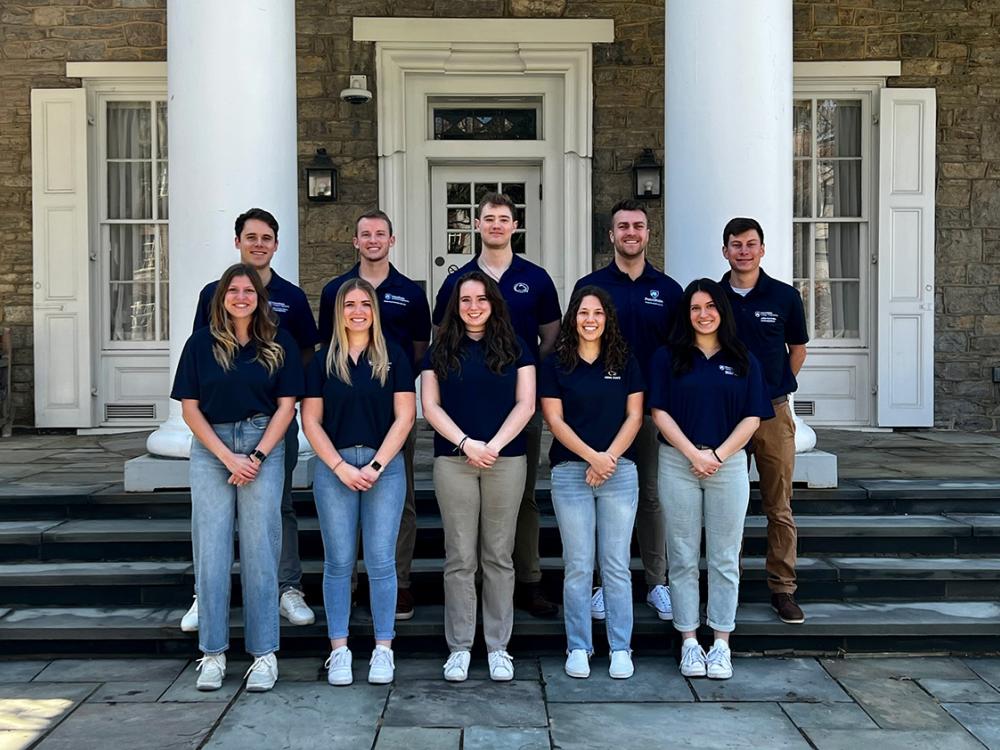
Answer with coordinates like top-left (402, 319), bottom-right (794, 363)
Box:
top-left (195, 652), bottom-right (225, 691)
top-left (244, 653), bottom-right (278, 692)
top-left (706, 640), bottom-right (733, 680)
top-left (609, 650), bottom-right (634, 679)
top-left (326, 646), bottom-right (353, 686)
top-left (368, 645), bottom-right (395, 685)
top-left (487, 650), bottom-right (515, 682)
top-left (180, 596), bottom-right (199, 632)
top-left (279, 589), bottom-right (316, 625)
top-left (590, 587), bottom-right (606, 621)
top-left (680, 638), bottom-right (707, 678)
top-left (443, 650), bottom-right (471, 682)
top-left (645, 585), bottom-right (673, 621)
top-left (564, 649), bottom-right (591, 679)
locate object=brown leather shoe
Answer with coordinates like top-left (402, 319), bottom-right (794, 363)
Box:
top-left (395, 588), bottom-right (414, 621)
top-left (771, 593), bottom-right (805, 624)
top-left (515, 582), bottom-right (559, 619)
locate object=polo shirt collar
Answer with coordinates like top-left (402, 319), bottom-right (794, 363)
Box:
top-left (606, 258), bottom-right (658, 282)
top-left (722, 268), bottom-right (773, 297)
top-left (347, 262), bottom-right (402, 288)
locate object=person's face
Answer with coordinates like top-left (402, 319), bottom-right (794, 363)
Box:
top-left (353, 217), bottom-right (395, 263)
top-left (236, 218), bottom-right (278, 270)
top-left (576, 295), bottom-right (606, 344)
top-left (224, 274), bottom-right (259, 321)
top-left (722, 228), bottom-right (765, 274)
top-left (609, 209), bottom-right (649, 259)
top-left (475, 203), bottom-right (517, 251)
top-left (689, 290), bottom-right (721, 337)
top-left (342, 287), bottom-right (374, 334)
top-left (458, 280), bottom-right (491, 332)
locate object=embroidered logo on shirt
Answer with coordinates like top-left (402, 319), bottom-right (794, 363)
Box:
top-left (270, 301), bottom-right (289, 314)
top-left (383, 293), bottom-right (409, 306)
top-left (513, 282), bottom-right (530, 293)
top-left (644, 291), bottom-right (664, 307)
top-left (604, 370), bottom-right (621, 380)
top-left (754, 310), bottom-right (779, 323)
top-left (718, 364), bottom-right (737, 376)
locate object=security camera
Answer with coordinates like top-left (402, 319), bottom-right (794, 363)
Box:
top-left (340, 74), bottom-right (372, 105)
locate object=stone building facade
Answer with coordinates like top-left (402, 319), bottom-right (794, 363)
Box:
top-left (2, 0), bottom-right (998, 429)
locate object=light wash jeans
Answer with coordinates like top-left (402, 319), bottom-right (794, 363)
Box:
top-left (551, 459), bottom-right (638, 653)
top-left (313, 447), bottom-right (405, 642)
top-left (190, 415), bottom-right (284, 657)
top-left (278, 420), bottom-right (302, 593)
top-left (657, 444), bottom-right (749, 633)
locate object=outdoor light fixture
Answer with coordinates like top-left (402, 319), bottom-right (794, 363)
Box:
top-left (633, 148), bottom-right (663, 199)
top-left (305, 148), bottom-right (337, 202)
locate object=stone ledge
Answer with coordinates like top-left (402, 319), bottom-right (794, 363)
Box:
top-left (751, 450), bottom-right (838, 488)
top-left (124, 453), bottom-right (316, 492)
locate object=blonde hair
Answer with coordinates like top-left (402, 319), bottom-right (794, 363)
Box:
top-left (209, 264), bottom-right (285, 376)
top-left (325, 277), bottom-right (389, 386)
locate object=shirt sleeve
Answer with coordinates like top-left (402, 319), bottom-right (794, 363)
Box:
top-left (274, 331), bottom-right (306, 398)
top-left (785, 287), bottom-right (810, 346)
top-left (538, 355), bottom-right (561, 399)
top-left (318, 280), bottom-right (336, 345)
top-left (431, 275), bottom-right (454, 327)
top-left (742, 354), bottom-right (776, 420)
top-left (304, 351), bottom-right (326, 398)
top-left (191, 284), bottom-right (213, 333)
top-left (515, 336), bottom-right (536, 368)
top-left (535, 271), bottom-right (562, 326)
top-left (389, 344), bottom-right (416, 393)
top-left (288, 288), bottom-right (321, 350)
top-left (420, 345), bottom-right (435, 372)
top-left (170, 336), bottom-right (201, 401)
top-left (646, 346), bottom-right (672, 411)
top-left (625, 353), bottom-right (645, 395)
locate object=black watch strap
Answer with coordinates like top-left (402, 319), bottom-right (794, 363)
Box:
top-left (250, 449), bottom-right (267, 463)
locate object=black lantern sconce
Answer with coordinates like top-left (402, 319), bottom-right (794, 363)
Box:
top-left (305, 148), bottom-right (338, 202)
top-left (633, 148), bottom-right (663, 199)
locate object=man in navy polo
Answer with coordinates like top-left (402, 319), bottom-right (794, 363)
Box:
top-left (574, 199), bottom-right (683, 623)
top-left (182, 207), bottom-right (321, 632)
top-left (432, 191), bottom-right (562, 618)
top-left (318, 209), bottom-right (431, 621)
top-left (720, 216), bottom-right (809, 624)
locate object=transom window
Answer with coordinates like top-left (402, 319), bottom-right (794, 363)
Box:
top-left (446, 181), bottom-right (528, 255)
top-left (793, 96), bottom-right (868, 344)
top-left (102, 99), bottom-right (169, 345)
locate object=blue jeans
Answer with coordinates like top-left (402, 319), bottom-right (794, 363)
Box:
top-left (313, 447), bottom-right (405, 641)
top-left (551, 459), bottom-right (638, 653)
top-left (278, 420), bottom-right (301, 593)
top-left (189, 416), bottom-right (284, 657)
top-left (658, 444), bottom-right (749, 633)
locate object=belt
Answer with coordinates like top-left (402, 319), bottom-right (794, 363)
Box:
top-left (771, 395), bottom-right (788, 406)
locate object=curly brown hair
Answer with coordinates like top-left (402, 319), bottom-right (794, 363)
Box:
top-left (554, 285), bottom-right (629, 374)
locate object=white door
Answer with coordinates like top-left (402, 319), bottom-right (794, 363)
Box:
top-left (429, 165), bottom-right (541, 294)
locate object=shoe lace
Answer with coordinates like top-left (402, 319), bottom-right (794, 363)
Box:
top-left (444, 651), bottom-right (468, 671)
top-left (244, 654), bottom-right (275, 679)
top-left (681, 644), bottom-right (705, 670)
top-left (324, 649), bottom-right (350, 670)
top-left (490, 650), bottom-right (514, 672)
top-left (196, 653), bottom-right (224, 672)
top-left (591, 588), bottom-right (605, 608)
top-left (706, 645), bottom-right (731, 669)
top-left (283, 590), bottom-right (307, 609)
top-left (649, 585), bottom-right (671, 609)
top-left (370, 648), bottom-right (394, 670)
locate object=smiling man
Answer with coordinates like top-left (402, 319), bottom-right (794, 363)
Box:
top-left (573, 199), bottom-right (683, 624)
top-left (432, 192), bottom-right (562, 619)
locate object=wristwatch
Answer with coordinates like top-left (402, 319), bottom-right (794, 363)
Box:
top-left (250, 449), bottom-right (267, 464)
top-left (369, 460), bottom-right (383, 472)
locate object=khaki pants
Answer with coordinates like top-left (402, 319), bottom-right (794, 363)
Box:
top-left (748, 400), bottom-right (798, 594)
top-left (434, 455), bottom-right (527, 653)
top-left (513, 411), bottom-right (542, 584)
top-left (394, 427), bottom-right (418, 589)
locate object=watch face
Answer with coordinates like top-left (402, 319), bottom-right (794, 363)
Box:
top-left (371, 460), bottom-right (382, 471)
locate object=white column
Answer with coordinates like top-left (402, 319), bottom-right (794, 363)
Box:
top-left (664, 0), bottom-right (816, 452)
top-left (147, 1), bottom-right (299, 457)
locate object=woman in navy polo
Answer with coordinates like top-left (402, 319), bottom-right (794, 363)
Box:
top-left (301, 278), bottom-right (416, 687)
top-left (171, 263), bottom-right (304, 693)
top-left (540, 286), bottom-right (644, 680)
top-left (649, 278), bottom-right (773, 681)
top-left (421, 270), bottom-right (535, 683)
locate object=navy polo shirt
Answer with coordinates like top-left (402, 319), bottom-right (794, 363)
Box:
top-left (304, 342), bottom-right (414, 450)
top-left (647, 346), bottom-right (774, 449)
top-left (171, 327), bottom-right (305, 424)
top-left (193, 270), bottom-right (321, 353)
top-left (539, 352), bottom-right (645, 466)
top-left (421, 335), bottom-right (535, 458)
top-left (318, 264), bottom-right (431, 372)
top-left (432, 255), bottom-right (561, 361)
top-left (721, 269), bottom-right (809, 399)
top-left (574, 261), bottom-right (683, 382)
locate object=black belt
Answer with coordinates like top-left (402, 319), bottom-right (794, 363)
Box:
top-left (771, 395), bottom-right (788, 406)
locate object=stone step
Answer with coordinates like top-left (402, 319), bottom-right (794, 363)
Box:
top-left (1, 600), bottom-right (997, 656)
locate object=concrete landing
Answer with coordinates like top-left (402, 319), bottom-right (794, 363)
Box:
top-left (124, 453), bottom-right (316, 491)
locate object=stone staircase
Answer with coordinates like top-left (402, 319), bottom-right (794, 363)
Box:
top-left (1, 478), bottom-right (999, 656)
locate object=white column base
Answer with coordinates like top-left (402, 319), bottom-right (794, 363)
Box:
top-left (124, 453), bottom-right (317, 492)
top-left (749, 450), bottom-right (838, 489)
top-left (145, 414), bottom-right (192, 458)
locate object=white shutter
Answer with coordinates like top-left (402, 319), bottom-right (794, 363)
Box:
top-left (31, 88), bottom-right (94, 427)
top-left (876, 88), bottom-right (936, 427)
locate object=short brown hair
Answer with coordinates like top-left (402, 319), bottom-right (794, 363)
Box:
top-left (477, 191), bottom-right (516, 217)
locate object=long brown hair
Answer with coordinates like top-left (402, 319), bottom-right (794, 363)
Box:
top-left (209, 263), bottom-right (285, 375)
top-left (325, 277), bottom-right (390, 386)
top-left (554, 285), bottom-right (629, 374)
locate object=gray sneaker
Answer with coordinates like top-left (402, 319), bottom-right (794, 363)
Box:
top-left (180, 596), bottom-right (198, 632)
top-left (279, 589), bottom-right (316, 625)
top-left (244, 653), bottom-right (278, 692)
top-left (195, 652), bottom-right (225, 691)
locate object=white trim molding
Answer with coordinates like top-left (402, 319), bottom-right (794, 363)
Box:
top-left (794, 61), bottom-right (901, 80)
top-left (67, 62), bottom-right (166, 80)
top-left (354, 17), bottom-right (613, 44)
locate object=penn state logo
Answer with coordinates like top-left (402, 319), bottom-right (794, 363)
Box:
top-left (513, 282), bottom-right (530, 293)
top-left (650, 289), bottom-right (660, 299)
top-left (755, 311), bottom-right (761, 318)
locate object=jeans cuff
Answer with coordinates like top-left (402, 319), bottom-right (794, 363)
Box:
top-left (672, 622), bottom-right (700, 634)
top-left (706, 620), bottom-right (735, 634)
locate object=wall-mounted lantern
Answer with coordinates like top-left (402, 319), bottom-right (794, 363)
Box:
top-left (305, 148), bottom-right (337, 202)
top-left (633, 148), bottom-right (663, 199)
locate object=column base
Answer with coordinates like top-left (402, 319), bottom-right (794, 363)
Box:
top-left (124, 453), bottom-right (317, 492)
top-left (749, 450), bottom-right (838, 489)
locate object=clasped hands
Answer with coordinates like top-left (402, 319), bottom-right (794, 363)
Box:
top-left (586, 451), bottom-right (618, 488)
top-left (689, 448), bottom-right (722, 479)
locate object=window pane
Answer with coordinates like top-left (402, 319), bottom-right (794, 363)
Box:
top-left (107, 102), bottom-right (151, 159)
top-left (793, 223), bottom-right (809, 279)
top-left (159, 282), bottom-right (169, 340)
top-left (793, 160), bottom-right (810, 217)
top-left (815, 280), bottom-right (860, 339)
top-left (514, 207), bottom-right (525, 228)
top-left (447, 231), bottom-right (471, 254)
top-left (817, 159), bottom-right (862, 217)
top-left (156, 102), bottom-right (167, 158)
top-left (157, 224), bottom-right (169, 281)
top-left (109, 282), bottom-right (156, 341)
top-left (157, 161), bottom-right (168, 220)
top-left (448, 208), bottom-right (472, 230)
top-left (793, 100), bottom-right (811, 157)
top-left (795, 280), bottom-right (812, 338)
top-left (447, 182), bottom-right (470, 204)
top-left (817, 99), bottom-right (862, 158)
top-left (815, 223), bottom-right (861, 280)
top-left (433, 108), bottom-right (538, 140)
top-left (512, 232), bottom-right (526, 255)
top-left (108, 162), bottom-right (152, 219)
top-left (474, 183), bottom-right (499, 205)
top-left (503, 183), bottom-right (526, 203)
top-left (109, 224), bottom-right (161, 284)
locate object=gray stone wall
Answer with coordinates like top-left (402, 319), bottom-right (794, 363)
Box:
top-left (795, 0), bottom-right (1000, 429)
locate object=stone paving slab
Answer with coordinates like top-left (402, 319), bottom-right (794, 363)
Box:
top-left (690, 657), bottom-right (851, 703)
top-left (548, 702), bottom-right (811, 749)
top-left (745, 514), bottom-right (972, 537)
top-left (0, 662), bottom-right (49, 682)
top-left (942, 703), bottom-right (1000, 749)
top-left (0, 521), bottom-right (63, 545)
top-left (0, 482), bottom-right (114, 497)
top-left (828, 556), bottom-right (1000, 579)
top-left (0, 607), bottom-right (182, 638)
top-left (919, 678), bottom-right (1000, 703)
top-left (0, 450), bottom-right (61, 464)
top-left (779, 702), bottom-right (878, 731)
top-left (86, 681), bottom-right (172, 703)
top-left (836, 677), bottom-right (960, 730)
top-left (158, 661), bottom-right (247, 703)
top-left (821, 657), bottom-right (978, 681)
top-left (464, 726), bottom-right (551, 749)
top-left (34, 659), bottom-right (187, 683)
top-left (803, 728), bottom-right (989, 750)
top-left (0, 730), bottom-right (38, 750)
top-left (0, 683), bottom-right (97, 748)
top-left (965, 658), bottom-right (1000, 691)
top-left (947, 515), bottom-right (1000, 537)
top-left (203, 683), bottom-right (387, 750)
top-left (42, 518), bottom-right (190, 543)
top-left (540, 655), bottom-right (693, 702)
top-left (374, 727), bottom-right (460, 749)
top-left (0, 561), bottom-right (192, 585)
top-left (33, 701), bottom-right (225, 750)
top-left (386, 656), bottom-right (540, 682)
top-left (383, 680), bottom-right (547, 728)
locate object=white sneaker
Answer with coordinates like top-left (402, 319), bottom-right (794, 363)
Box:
top-left (443, 650), bottom-right (471, 682)
top-left (195, 652), bottom-right (225, 691)
top-left (368, 645), bottom-right (395, 685)
top-left (646, 585), bottom-right (673, 621)
top-left (325, 646), bottom-right (353, 686)
top-left (564, 649), bottom-right (590, 679)
top-left (279, 589), bottom-right (316, 625)
top-left (181, 596), bottom-right (198, 632)
top-left (488, 650), bottom-right (515, 682)
top-left (680, 638), bottom-right (707, 678)
top-left (244, 653), bottom-right (278, 692)
top-left (609, 650), bottom-right (634, 679)
top-left (590, 587), bottom-right (606, 621)
top-left (706, 640), bottom-right (733, 680)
